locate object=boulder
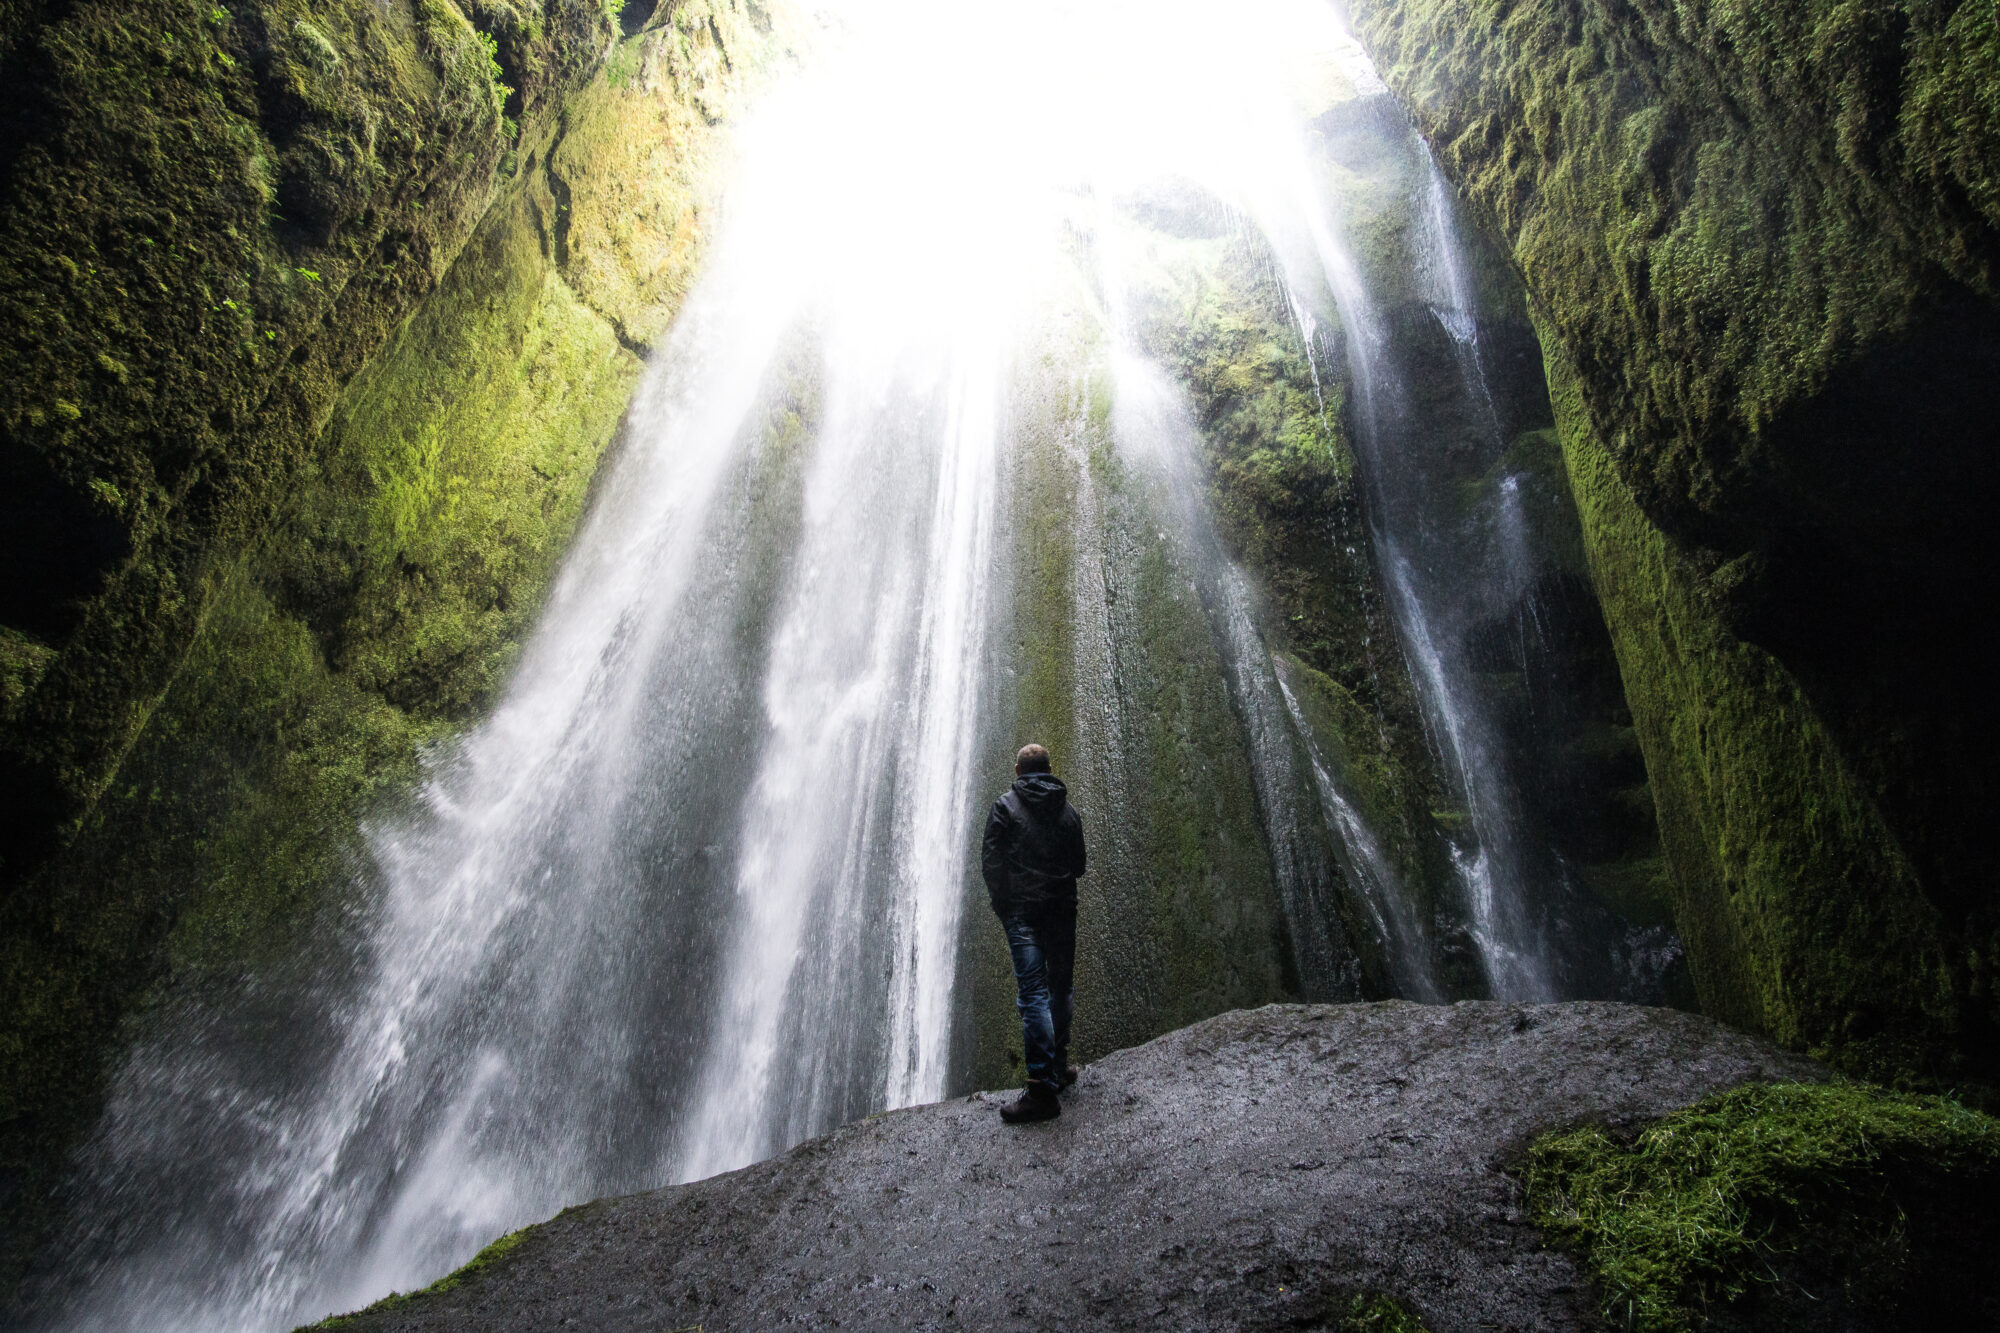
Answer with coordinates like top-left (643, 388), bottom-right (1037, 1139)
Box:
top-left (310, 1000), bottom-right (1822, 1331)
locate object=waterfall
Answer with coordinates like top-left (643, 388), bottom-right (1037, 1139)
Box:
top-left (1103, 352), bottom-right (1366, 1002)
top-left (25, 3), bottom-right (1603, 1327)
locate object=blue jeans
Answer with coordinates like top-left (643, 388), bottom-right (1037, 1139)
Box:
top-left (1002, 901), bottom-right (1075, 1087)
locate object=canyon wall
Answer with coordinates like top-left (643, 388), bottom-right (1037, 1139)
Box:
top-left (1346, 0), bottom-right (2000, 1086)
top-left (0, 0), bottom-right (798, 1294)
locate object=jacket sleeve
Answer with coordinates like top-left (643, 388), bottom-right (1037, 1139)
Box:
top-left (981, 800), bottom-right (1013, 909)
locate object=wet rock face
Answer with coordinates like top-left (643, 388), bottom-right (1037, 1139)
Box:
top-left (1344, 0), bottom-right (2000, 1087)
top-left (316, 1001), bottom-right (1823, 1332)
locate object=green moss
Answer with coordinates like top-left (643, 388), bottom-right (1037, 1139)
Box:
top-left (1118, 197), bottom-right (1475, 995)
top-left (1277, 653), bottom-right (1473, 991)
top-left (292, 190), bottom-right (634, 712)
top-left (1353, 0), bottom-right (1997, 487)
top-left (550, 1), bottom-right (803, 351)
top-left (1142, 219), bottom-right (1426, 766)
top-left (1520, 1081), bottom-right (2000, 1330)
top-left (295, 1221), bottom-right (538, 1330)
top-left (1112, 460), bottom-right (1286, 1026)
top-left (1338, 1291), bottom-right (1430, 1332)
top-left (161, 182), bottom-right (638, 974)
top-left (0, 0), bottom-right (618, 884)
top-left (0, 631), bottom-right (57, 727)
top-left (1005, 367), bottom-right (1084, 797)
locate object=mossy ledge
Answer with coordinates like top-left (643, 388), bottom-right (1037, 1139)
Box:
top-left (1344, 0), bottom-right (2000, 1086)
top-left (1520, 1080), bottom-right (2000, 1329)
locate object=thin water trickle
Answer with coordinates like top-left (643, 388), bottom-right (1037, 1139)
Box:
top-left (1270, 656), bottom-right (1443, 1002)
top-left (1291, 78), bottom-right (1567, 1000)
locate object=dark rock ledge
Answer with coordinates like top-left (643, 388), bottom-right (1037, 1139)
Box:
top-left (312, 1002), bottom-right (1823, 1331)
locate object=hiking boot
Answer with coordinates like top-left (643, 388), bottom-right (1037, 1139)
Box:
top-left (999, 1082), bottom-right (1061, 1124)
top-left (1056, 1064), bottom-right (1081, 1091)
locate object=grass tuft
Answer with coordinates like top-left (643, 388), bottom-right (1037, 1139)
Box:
top-left (1339, 1290), bottom-right (1429, 1331)
top-left (1520, 1081), bottom-right (2000, 1330)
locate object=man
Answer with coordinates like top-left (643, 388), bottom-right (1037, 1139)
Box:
top-left (981, 743), bottom-right (1087, 1124)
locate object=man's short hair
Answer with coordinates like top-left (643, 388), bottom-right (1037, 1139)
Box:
top-left (1015, 743), bottom-right (1052, 774)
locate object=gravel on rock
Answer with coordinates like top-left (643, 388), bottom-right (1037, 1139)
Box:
top-left (311, 1001), bottom-right (1825, 1332)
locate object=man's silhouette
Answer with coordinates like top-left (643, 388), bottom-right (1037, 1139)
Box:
top-left (981, 743), bottom-right (1087, 1124)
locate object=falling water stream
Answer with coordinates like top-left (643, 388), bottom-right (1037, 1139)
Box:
top-left (1319, 93), bottom-right (1564, 1002)
top-left (31, 4), bottom-right (1595, 1328)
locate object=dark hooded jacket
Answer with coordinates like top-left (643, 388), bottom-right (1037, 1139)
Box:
top-left (982, 772), bottom-right (1087, 914)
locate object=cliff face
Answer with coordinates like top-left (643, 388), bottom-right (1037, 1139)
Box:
top-left (961, 108), bottom-right (1676, 1088)
top-left (1302, 90), bottom-right (1680, 1003)
top-left (0, 0), bottom-right (798, 1296)
top-left (1119, 186), bottom-right (1476, 1002)
top-left (956, 276), bottom-right (1305, 1092)
top-left (957, 201), bottom-right (1388, 1091)
top-left (0, 0), bottom-right (609, 883)
top-left (17, 0), bottom-right (1988, 1312)
top-left (1344, 0), bottom-right (2000, 1084)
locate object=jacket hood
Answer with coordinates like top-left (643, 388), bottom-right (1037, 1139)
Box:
top-left (1012, 772), bottom-right (1068, 814)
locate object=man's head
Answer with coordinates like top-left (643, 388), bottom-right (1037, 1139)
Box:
top-left (1015, 743), bottom-right (1051, 776)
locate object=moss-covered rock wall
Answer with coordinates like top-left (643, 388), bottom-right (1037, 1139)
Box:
top-left (0, 0), bottom-right (796, 1299)
top-left (956, 277), bottom-right (1330, 1088)
top-left (1117, 191), bottom-right (1476, 1000)
top-left (1346, 0), bottom-right (2000, 1085)
top-left (0, 0), bottom-right (610, 883)
top-left (956, 192), bottom-right (1451, 1089)
top-left (958, 282), bottom-right (1308, 1094)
